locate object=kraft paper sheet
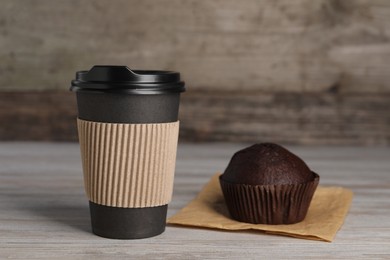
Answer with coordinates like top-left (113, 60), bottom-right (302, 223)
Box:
top-left (168, 173), bottom-right (353, 242)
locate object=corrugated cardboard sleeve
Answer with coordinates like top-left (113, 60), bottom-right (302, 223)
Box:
top-left (77, 118), bottom-right (179, 208)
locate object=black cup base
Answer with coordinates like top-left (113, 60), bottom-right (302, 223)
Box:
top-left (89, 201), bottom-right (167, 239)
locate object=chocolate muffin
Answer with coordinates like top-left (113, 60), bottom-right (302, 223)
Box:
top-left (220, 143), bottom-right (319, 225)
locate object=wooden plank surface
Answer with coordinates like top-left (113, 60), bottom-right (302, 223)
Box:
top-left (1, 0), bottom-right (390, 93)
top-left (0, 142), bottom-right (389, 259)
top-left (0, 91), bottom-right (389, 145)
top-left (2, 1), bottom-right (390, 145)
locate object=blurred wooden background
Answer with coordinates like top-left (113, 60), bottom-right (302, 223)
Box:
top-left (0, 0), bottom-right (389, 145)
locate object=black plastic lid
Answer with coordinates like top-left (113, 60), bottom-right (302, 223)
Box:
top-left (70, 65), bottom-right (185, 95)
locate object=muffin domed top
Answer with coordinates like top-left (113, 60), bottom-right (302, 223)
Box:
top-left (222, 143), bottom-right (314, 185)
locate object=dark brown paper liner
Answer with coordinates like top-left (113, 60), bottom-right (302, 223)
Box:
top-left (219, 173), bottom-right (320, 224)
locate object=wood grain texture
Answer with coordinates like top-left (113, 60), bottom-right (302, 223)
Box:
top-left (180, 90), bottom-right (390, 145)
top-left (0, 142), bottom-right (389, 259)
top-left (0, 0), bottom-right (390, 93)
top-left (0, 91), bottom-right (389, 145)
top-left (0, 91), bottom-right (78, 141)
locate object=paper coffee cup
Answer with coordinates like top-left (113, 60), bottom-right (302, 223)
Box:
top-left (70, 65), bottom-right (185, 239)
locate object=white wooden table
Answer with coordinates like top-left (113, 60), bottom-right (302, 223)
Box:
top-left (0, 142), bottom-right (389, 259)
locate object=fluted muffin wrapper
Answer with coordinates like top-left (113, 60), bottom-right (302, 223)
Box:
top-left (219, 173), bottom-right (320, 225)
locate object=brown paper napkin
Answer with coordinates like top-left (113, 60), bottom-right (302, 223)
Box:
top-left (168, 173), bottom-right (353, 242)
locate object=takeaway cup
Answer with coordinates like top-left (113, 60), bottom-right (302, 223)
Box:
top-left (70, 65), bottom-right (185, 239)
